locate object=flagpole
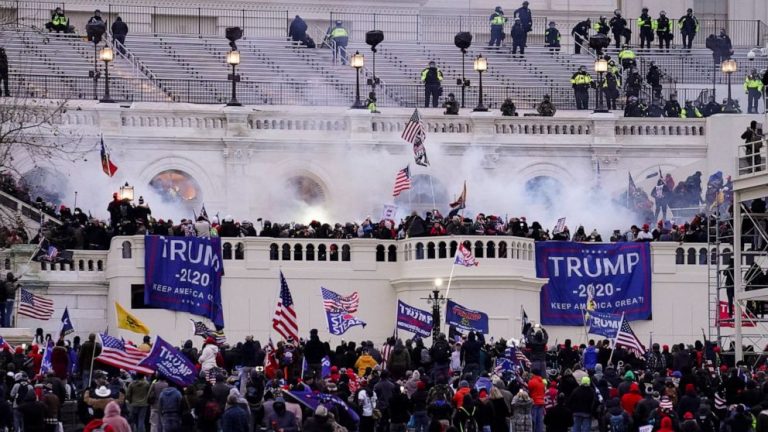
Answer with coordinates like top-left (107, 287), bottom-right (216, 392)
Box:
top-left (428, 175), bottom-right (437, 211)
top-left (607, 312), bottom-right (624, 366)
top-left (443, 258), bottom-right (458, 334)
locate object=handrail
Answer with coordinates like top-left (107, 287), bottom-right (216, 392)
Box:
top-left (111, 36), bottom-right (158, 81)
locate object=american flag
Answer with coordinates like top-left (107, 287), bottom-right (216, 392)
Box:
top-left (454, 243), bottom-right (478, 267)
top-left (273, 271), bottom-right (299, 342)
top-left (18, 288), bottom-right (55, 320)
top-left (0, 336), bottom-right (13, 352)
top-left (615, 316), bottom-right (646, 357)
top-left (321, 287), bottom-right (360, 313)
top-left (96, 333), bottom-right (153, 375)
top-left (190, 319), bottom-right (227, 345)
top-left (516, 349), bottom-right (531, 368)
top-left (401, 108), bottom-right (426, 145)
top-left (714, 392), bottom-right (726, 410)
top-left (392, 165), bottom-right (412, 197)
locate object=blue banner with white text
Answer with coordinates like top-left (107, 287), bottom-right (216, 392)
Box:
top-left (144, 235), bottom-right (225, 328)
top-left (445, 300), bottom-right (489, 334)
top-left (536, 242), bottom-right (652, 325)
top-left (138, 336), bottom-right (197, 387)
top-left (587, 311), bottom-right (622, 339)
top-left (396, 300), bottom-right (433, 338)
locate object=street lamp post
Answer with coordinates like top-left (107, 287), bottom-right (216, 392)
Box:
top-left (119, 182), bottom-right (134, 201)
top-left (593, 58), bottom-right (608, 113)
top-left (226, 50), bottom-right (242, 107)
top-left (99, 46), bottom-right (114, 103)
top-left (721, 59), bottom-right (738, 113)
top-left (422, 278), bottom-right (447, 339)
top-left (473, 54), bottom-right (488, 112)
top-left (350, 51), bottom-right (365, 109)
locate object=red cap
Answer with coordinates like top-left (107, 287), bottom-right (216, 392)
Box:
top-left (684, 412), bottom-right (695, 420)
top-left (685, 384), bottom-right (695, 393)
top-left (205, 337), bottom-right (216, 345)
top-left (478, 388), bottom-right (488, 398)
top-left (417, 381), bottom-right (426, 391)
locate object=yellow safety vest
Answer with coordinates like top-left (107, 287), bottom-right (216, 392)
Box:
top-left (367, 101), bottom-right (377, 112)
top-left (330, 27), bottom-right (348, 38)
top-left (637, 16), bottom-right (654, 29)
top-left (745, 76), bottom-right (764, 92)
top-left (681, 107), bottom-right (702, 118)
top-left (571, 72), bottom-right (592, 86)
top-left (491, 13), bottom-right (506, 26)
top-left (421, 68), bottom-right (443, 82)
top-left (619, 49), bottom-right (636, 60)
top-left (52, 14), bottom-right (67, 26)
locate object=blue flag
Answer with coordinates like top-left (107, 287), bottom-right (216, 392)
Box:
top-left (138, 336), bottom-right (197, 387)
top-left (68, 346), bottom-right (79, 376)
top-left (60, 307), bottom-right (74, 337)
top-left (396, 300), bottom-right (433, 338)
top-left (587, 311), bottom-right (623, 339)
top-left (494, 358), bottom-right (514, 374)
top-left (39, 340), bottom-right (54, 375)
top-left (144, 236), bottom-right (225, 328)
top-left (445, 300), bottom-right (489, 334)
top-left (321, 355), bottom-right (331, 378)
top-left (325, 311), bottom-right (366, 335)
top-left (288, 388), bottom-right (360, 424)
top-left (474, 376), bottom-right (492, 392)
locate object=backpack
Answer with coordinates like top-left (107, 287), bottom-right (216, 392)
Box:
top-left (432, 340), bottom-right (450, 363)
top-left (428, 384), bottom-right (452, 404)
top-left (460, 407), bottom-right (478, 432)
top-left (202, 400), bottom-right (222, 421)
top-left (14, 383), bottom-right (31, 405)
top-left (609, 413), bottom-right (627, 432)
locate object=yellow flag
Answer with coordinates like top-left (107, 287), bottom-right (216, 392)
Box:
top-left (115, 302), bottom-right (151, 335)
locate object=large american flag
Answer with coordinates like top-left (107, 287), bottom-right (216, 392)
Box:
top-left (18, 288), bottom-right (55, 320)
top-left (190, 319), bottom-right (227, 345)
top-left (392, 165), bottom-right (412, 197)
top-left (401, 109), bottom-right (426, 144)
top-left (273, 271), bottom-right (299, 341)
top-left (615, 316), bottom-right (646, 357)
top-left (96, 333), bottom-right (153, 374)
top-left (454, 243), bottom-right (478, 267)
top-left (321, 287), bottom-right (360, 313)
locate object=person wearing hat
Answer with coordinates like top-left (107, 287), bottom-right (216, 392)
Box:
top-left (488, 6), bottom-right (507, 47)
top-left (570, 65), bottom-right (593, 110)
top-left (302, 405), bottom-right (332, 432)
top-left (86, 9), bottom-right (106, 43)
top-left (570, 18), bottom-right (591, 55)
top-left (78, 333), bottom-right (102, 389)
top-left (568, 377), bottom-right (595, 432)
top-left (603, 60), bottom-right (621, 110)
top-left (544, 21), bottom-right (561, 52)
top-left (664, 93), bottom-right (682, 117)
top-left (500, 97), bottom-right (517, 116)
top-left (222, 393), bottom-right (250, 432)
top-left (511, 17), bottom-right (527, 55)
top-left (536, 94), bottom-right (556, 116)
top-left (620, 382), bottom-right (642, 416)
top-left (267, 397), bottom-right (299, 432)
top-left (443, 92), bottom-right (459, 115)
top-left (514, 1), bottom-right (533, 34)
top-left (327, 20), bottom-right (349, 65)
top-left (656, 11), bottom-right (672, 51)
top-left (637, 7), bottom-right (655, 50)
top-left (681, 100), bottom-right (703, 118)
top-left (646, 61), bottom-right (662, 102)
top-left (420, 60), bottom-right (443, 108)
top-left (84, 380), bottom-right (123, 420)
top-left (593, 16), bottom-right (609, 35)
top-left (45, 7), bottom-right (69, 33)
top-left (365, 91), bottom-right (380, 113)
top-left (609, 10), bottom-right (629, 49)
top-left (678, 8), bottom-right (700, 50)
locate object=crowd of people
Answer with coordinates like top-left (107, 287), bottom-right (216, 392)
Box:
top-left (0, 324), bottom-right (764, 432)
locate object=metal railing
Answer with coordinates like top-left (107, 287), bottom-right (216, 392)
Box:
top-left (738, 140), bottom-right (767, 177)
top-left (624, 18), bottom-right (764, 48)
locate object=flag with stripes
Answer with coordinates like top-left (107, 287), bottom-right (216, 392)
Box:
top-left (18, 288), bottom-right (55, 320)
top-left (392, 165), bottom-right (412, 197)
top-left (100, 136), bottom-right (118, 177)
top-left (615, 316), bottom-right (646, 357)
top-left (449, 182), bottom-right (467, 209)
top-left (321, 287), bottom-right (360, 313)
top-left (273, 272), bottom-right (299, 342)
top-left (96, 333), bottom-right (153, 375)
top-left (455, 243), bottom-right (478, 267)
top-left (40, 339), bottom-right (54, 375)
top-left (714, 392), bottom-right (726, 410)
top-left (401, 109), bottom-right (429, 167)
top-left (190, 319), bottom-right (227, 345)
top-left (0, 336), bottom-right (14, 352)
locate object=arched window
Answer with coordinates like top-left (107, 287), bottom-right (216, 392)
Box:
top-left (450, 241), bottom-right (458, 257)
top-left (388, 245), bottom-right (397, 262)
top-left (223, 243), bottom-right (233, 260)
top-left (269, 243), bottom-right (278, 260)
top-left (499, 241), bottom-right (508, 258)
top-left (675, 247), bottom-right (684, 265)
top-left (699, 248), bottom-right (708, 265)
top-left (97, 260), bottom-right (104, 271)
top-left (149, 169), bottom-right (202, 208)
top-left (235, 243), bottom-right (244, 260)
top-left (88, 260), bottom-right (94, 271)
top-left (330, 244), bottom-right (339, 261)
top-left (121, 241), bottom-right (132, 259)
top-left (416, 243), bottom-right (425, 260)
top-left (393, 174), bottom-right (449, 215)
top-left (710, 248), bottom-right (717, 265)
top-left (342, 245), bottom-right (351, 261)
top-left (306, 244), bottom-right (315, 261)
top-left (318, 244), bottom-right (327, 261)
top-left (474, 241), bottom-right (484, 258)
top-left (525, 176), bottom-right (564, 211)
top-left (376, 245), bottom-right (385, 262)
top-left (487, 242), bottom-right (496, 258)
top-left (438, 242), bottom-right (447, 259)
top-left (78, 260), bottom-right (84, 271)
top-left (687, 248), bottom-right (696, 265)
top-left (427, 242), bottom-right (436, 259)
top-left (294, 244), bottom-right (303, 261)
top-left (282, 244), bottom-right (291, 261)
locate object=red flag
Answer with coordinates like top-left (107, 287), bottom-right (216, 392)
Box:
top-left (100, 137), bottom-right (118, 177)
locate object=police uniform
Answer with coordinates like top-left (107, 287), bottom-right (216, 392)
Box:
top-left (329, 23), bottom-right (349, 65)
top-left (637, 9), bottom-right (655, 49)
top-left (678, 10), bottom-right (699, 49)
top-left (545, 23), bottom-right (560, 51)
top-left (489, 8), bottom-right (507, 47)
top-left (571, 20), bottom-right (591, 54)
top-left (571, 68), bottom-right (592, 110)
top-left (656, 12), bottom-right (672, 50)
top-left (421, 63), bottom-right (443, 108)
top-left (745, 72), bottom-right (764, 114)
top-left (609, 13), bottom-right (628, 49)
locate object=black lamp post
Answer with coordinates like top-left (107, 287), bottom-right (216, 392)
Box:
top-left (350, 51), bottom-right (365, 109)
top-left (226, 50), bottom-right (242, 107)
top-left (422, 279), bottom-right (448, 339)
top-left (721, 59), bottom-right (738, 113)
top-left (473, 54), bottom-right (488, 112)
top-left (99, 46), bottom-right (114, 103)
top-left (454, 32), bottom-right (473, 108)
top-left (593, 58), bottom-right (608, 113)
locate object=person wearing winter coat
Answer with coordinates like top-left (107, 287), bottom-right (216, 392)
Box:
top-left (511, 390), bottom-right (533, 432)
top-left (569, 377), bottom-right (596, 432)
top-left (102, 401), bottom-right (131, 432)
top-left (489, 387), bottom-right (510, 432)
top-left (387, 340), bottom-right (410, 380)
top-left (223, 394), bottom-right (251, 432)
top-left (199, 338), bottom-right (220, 379)
top-left (620, 383), bottom-right (643, 416)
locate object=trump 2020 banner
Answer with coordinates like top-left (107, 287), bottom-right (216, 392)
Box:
top-left (396, 300), bottom-right (433, 337)
top-left (138, 336), bottom-right (197, 386)
top-left (144, 236), bottom-right (225, 328)
top-left (587, 311), bottom-right (622, 339)
top-left (445, 300), bottom-right (489, 334)
top-left (536, 242), bottom-right (652, 325)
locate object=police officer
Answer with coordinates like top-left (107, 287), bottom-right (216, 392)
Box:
top-left (511, 18), bottom-right (527, 56)
top-left (681, 100), bottom-right (703, 118)
top-left (646, 61), bottom-right (662, 102)
top-left (86, 9), bottom-right (105, 43)
top-left (701, 95), bottom-right (722, 117)
top-left (501, 98), bottom-right (517, 116)
top-left (571, 18), bottom-right (591, 55)
top-left (618, 45), bottom-right (636, 70)
top-left (488, 6), bottom-right (507, 47)
top-left (664, 93), bottom-right (682, 117)
top-left (421, 61), bottom-right (443, 108)
top-left (514, 1), bottom-right (533, 33)
top-left (571, 65), bottom-right (593, 110)
top-left (593, 16), bottom-right (609, 35)
top-left (647, 99), bottom-right (664, 117)
top-left (609, 10), bottom-right (629, 49)
top-left (745, 69), bottom-right (764, 114)
top-left (544, 21), bottom-right (561, 52)
top-left (45, 7), bottom-right (69, 33)
top-left (624, 96), bottom-right (646, 117)
top-left (637, 8), bottom-right (655, 50)
top-left (537, 94), bottom-right (556, 116)
top-left (365, 92), bottom-right (380, 114)
top-left (603, 64), bottom-right (621, 110)
top-left (713, 28), bottom-right (733, 64)
top-left (624, 67), bottom-right (642, 99)
top-left (328, 20), bottom-right (349, 65)
top-left (656, 11), bottom-right (672, 51)
top-left (678, 8), bottom-right (699, 49)
top-left (443, 93), bottom-right (459, 115)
